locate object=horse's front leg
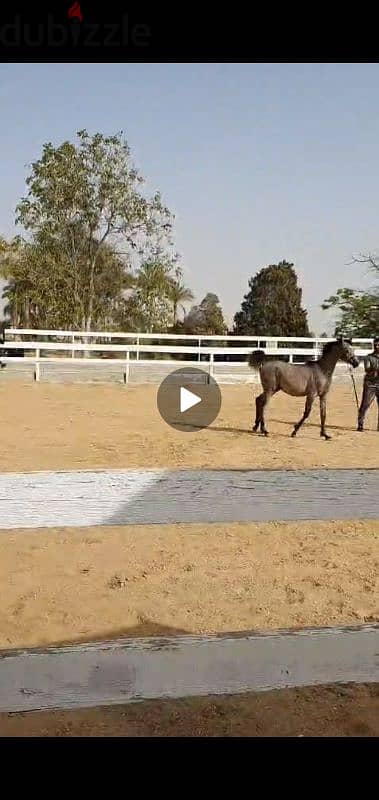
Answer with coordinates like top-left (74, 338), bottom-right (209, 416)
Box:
top-left (320, 394), bottom-right (331, 440)
top-left (291, 395), bottom-right (313, 437)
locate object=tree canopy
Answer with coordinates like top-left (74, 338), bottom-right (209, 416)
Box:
top-left (233, 260), bottom-right (310, 336)
top-left (321, 288), bottom-right (379, 338)
top-left (321, 253), bottom-right (379, 337)
top-left (3, 129), bottom-right (174, 332)
top-left (184, 293), bottom-right (227, 335)
top-left (1, 227), bottom-right (132, 330)
top-left (1, 133), bottom-right (319, 339)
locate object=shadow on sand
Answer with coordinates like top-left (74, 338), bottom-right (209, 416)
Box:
top-left (177, 421), bottom-right (355, 437)
top-left (21, 620), bottom-right (192, 652)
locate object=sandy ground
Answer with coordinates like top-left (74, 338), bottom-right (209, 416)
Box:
top-left (0, 382), bottom-right (378, 473)
top-left (1, 382), bottom-right (377, 736)
top-left (1, 683), bottom-right (378, 737)
top-left (0, 520), bottom-right (377, 649)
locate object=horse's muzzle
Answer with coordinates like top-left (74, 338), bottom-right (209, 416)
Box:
top-left (350, 357), bottom-right (360, 368)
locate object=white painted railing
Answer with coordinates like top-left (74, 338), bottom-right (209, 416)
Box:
top-left (3, 327), bottom-right (375, 347)
top-left (0, 329), bottom-right (372, 383)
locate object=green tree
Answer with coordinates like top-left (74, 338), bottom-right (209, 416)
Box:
top-left (321, 251), bottom-right (379, 337)
top-left (131, 252), bottom-right (173, 333)
top-left (0, 228), bottom-right (133, 331)
top-left (184, 293), bottom-right (227, 335)
top-left (0, 236), bottom-right (33, 327)
top-left (168, 266), bottom-right (194, 326)
top-left (15, 129), bottom-right (173, 332)
top-left (321, 288), bottom-right (379, 337)
top-left (233, 260), bottom-right (310, 336)
top-left (114, 251), bottom-right (194, 333)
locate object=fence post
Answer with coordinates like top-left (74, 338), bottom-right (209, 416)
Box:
top-left (124, 350), bottom-right (130, 385)
top-left (198, 337), bottom-right (202, 361)
top-left (71, 334), bottom-right (75, 358)
top-left (34, 348), bottom-right (40, 382)
top-left (136, 336), bottom-right (140, 361)
top-left (208, 353), bottom-right (214, 384)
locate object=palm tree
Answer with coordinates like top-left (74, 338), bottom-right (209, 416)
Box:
top-left (168, 267), bottom-right (194, 326)
top-left (132, 258), bottom-right (174, 333)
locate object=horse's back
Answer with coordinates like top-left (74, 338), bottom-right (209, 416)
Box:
top-left (260, 360), bottom-right (316, 396)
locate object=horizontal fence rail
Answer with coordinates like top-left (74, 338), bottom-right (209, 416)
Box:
top-left (0, 329), bottom-right (372, 384)
top-left (3, 328), bottom-right (376, 344)
top-left (1, 623), bottom-right (378, 713)
top-left (0, 467), bottom-right (377, 530)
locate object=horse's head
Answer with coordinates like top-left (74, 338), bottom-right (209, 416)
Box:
top-left (336, 337), bottom-right (360, 368)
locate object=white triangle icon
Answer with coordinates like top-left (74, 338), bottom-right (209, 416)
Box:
top-left (180, 386), bottom-right (202, 413)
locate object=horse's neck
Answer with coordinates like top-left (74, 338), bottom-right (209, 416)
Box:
top-left (318, 349), bottom-right (340, 377)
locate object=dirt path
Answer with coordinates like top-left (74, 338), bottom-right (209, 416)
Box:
top-left (1, 520), bottom-right (377, 650)
top-left (0, 383), bottom-right (378, 473)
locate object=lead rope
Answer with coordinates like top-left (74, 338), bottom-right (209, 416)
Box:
top-left (348, 365), bottom-right (359, 411)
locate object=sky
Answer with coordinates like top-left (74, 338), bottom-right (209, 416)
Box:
top-left (1, 62), bottom-right (379, 333)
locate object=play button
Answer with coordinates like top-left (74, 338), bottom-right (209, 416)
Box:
top-left (157, 367), bottom-right (222, 432)
top-left (180, 387), bottom-right (201, 413)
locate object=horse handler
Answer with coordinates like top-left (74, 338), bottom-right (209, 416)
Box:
top-left (0, 333), bottom-right (6, 370)
top-left (357, 336), bottom-right (379, 431)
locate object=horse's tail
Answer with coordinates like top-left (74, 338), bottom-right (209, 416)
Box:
top-left (248, 349), bottom-right (266, 369)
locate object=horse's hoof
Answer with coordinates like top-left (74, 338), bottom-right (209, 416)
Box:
top-left (262, 430), bottom-right (269, 437)
top-left (321, 434), bottom-right (331, 441)
top-left (291, 430), bottom-right (297, 438)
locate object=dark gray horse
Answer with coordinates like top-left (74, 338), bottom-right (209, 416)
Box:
top-left (248, 337), bottom-right (360, 440)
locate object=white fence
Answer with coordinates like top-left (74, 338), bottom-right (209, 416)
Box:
top-left (2, 623), bottom-right (378, 713)
top-left (0, 328), bottom-right (373, 384)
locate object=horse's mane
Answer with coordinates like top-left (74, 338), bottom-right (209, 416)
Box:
top-left (321, 337), bottom-right (352, 357)
top-left (321, 341), bottom-right (336, 356)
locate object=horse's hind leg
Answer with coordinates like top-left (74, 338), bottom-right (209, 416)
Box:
top-left (253, 393), bottom-right (265, 432)
top-left (259, 392), bottom-right (273, 436)
top-left (291, 395), bottom-right (314, 438)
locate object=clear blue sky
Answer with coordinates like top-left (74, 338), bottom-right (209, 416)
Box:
top-left (1, 62), bottom-right (379, 333)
